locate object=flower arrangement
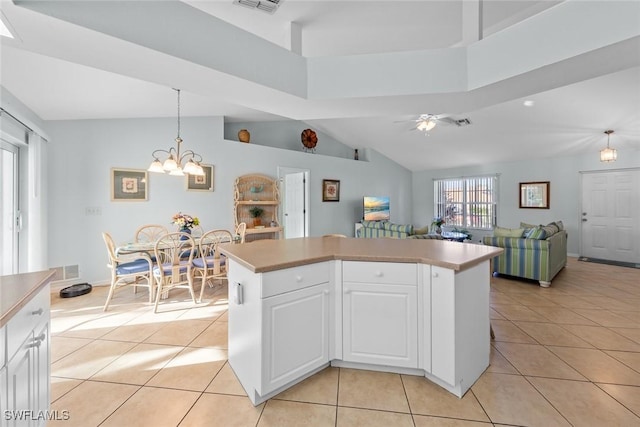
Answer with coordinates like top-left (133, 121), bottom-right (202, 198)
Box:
top-left (431, 216), bottom-right (445, 227)
top-left (172, 212), bottom-right (200, 230)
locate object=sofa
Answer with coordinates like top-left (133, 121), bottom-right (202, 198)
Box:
top-left (356, 220), bottom-right (442, 239)
top-left (483, 221), bottom-right (567, 287)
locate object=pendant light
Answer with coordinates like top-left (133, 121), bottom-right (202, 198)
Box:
top-left (599, 130), bottom-right (617, 163)
top-left (148, 89), bottom-right (205, 176)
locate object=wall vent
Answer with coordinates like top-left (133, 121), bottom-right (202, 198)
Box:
top-left (454, 118), bottom-right (472, 126)
top-left (233, 0), bottom-right (283, 14)
top-left (51, 265), bottom-right (80, 282)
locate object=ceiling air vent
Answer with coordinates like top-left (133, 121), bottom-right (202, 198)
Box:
top-left (454, 118), bottom-right (472, 127)
top-left (233, 0), bottom-right (283, 14)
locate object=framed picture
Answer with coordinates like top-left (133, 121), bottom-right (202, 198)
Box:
top-left (186, 164), bottom-right (214, 191)
top-left (322, 179), bottom-right (340, 202)
top-left (111, 168), bottom-right (147, 201)
top-left (519, 181), bottom-right (550, 209)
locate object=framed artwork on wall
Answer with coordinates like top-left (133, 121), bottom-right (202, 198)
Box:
top-left (186, 164), bottom-right (214, 191)
top-left (519, 181), bottom-right (550, 209)
top-left (111, 168), bottom-right (148, 201)
top-left (322, 179), bottom-right (340, 202)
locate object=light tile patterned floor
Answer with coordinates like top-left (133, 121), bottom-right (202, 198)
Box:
top-left (48, 257), bottom-right (640, 426)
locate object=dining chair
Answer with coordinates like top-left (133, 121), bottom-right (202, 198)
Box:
top-left (152, 232), bottom-right (198, 312)
top-left (193, 229), bottom-right (233, 302)
top-left (234, 222), bottom-right (247, 243)
top-left (102, 232), bottom-right (154, 311)
top-left (135, 224), bottom-right (168, 243)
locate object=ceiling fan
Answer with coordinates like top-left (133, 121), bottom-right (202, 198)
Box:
top-left (400, 114), bottom-right (472, 133)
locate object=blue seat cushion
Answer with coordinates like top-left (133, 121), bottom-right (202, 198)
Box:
top-left (153, 260), bottom-right (191, 276)
top-left (193, 256), bottom-right (226, 269)
top-left (116, 258), bottom-right (151, 275)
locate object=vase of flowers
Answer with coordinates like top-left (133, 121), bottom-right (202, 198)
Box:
top-left (172, 212), bottom-right (200, 239)
top-left (431, 216), bottom-right (444, 234)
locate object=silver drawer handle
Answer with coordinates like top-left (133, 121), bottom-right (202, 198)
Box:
top-left (433, 272), bottom-right (439, 278)
top-left (295, 275), bottom-right (303, 282)
top-left (323, 290), bottom-right (330, 295)
top-left (344, 288), bottom-right (351, 294)
top-left (374, 271), bottom-right (383, 277)
top-left (32, 308), bottom-right (44, 316)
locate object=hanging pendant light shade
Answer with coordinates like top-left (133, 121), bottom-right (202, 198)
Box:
top-left (599, 130), bottom-right (617, 163)
top-left (148, 89), bottom-right (205, 176)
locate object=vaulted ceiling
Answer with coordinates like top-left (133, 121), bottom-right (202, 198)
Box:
top-left (1, 0), bottom-right (639, 171)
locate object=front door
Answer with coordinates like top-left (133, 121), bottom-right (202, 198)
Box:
top-left (581, 170), bottom-right (640, 263)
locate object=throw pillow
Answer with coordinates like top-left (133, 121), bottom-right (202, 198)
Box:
top-left (525, 226), bottom-right (547, 240)
top-left (520, 222), bottom-right (536, 229)
top-left (493, 226), bottom-right (525, 238)
top-left (361, 220), bottom-right (384, 229)
top-left (413, 226), bottom-right (430, 235)
top-left (541, 223), bottom-right (559, 236)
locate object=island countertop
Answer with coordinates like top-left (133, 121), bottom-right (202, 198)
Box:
top-left (0, 270), bottom-right (55, 328)
top-left (220, 237), bottom-right (503, 273)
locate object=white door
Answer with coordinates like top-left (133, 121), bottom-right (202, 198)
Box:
top-left (581, 170), bottom-right (640, 263)
top-left (279, 168), bottom-right (308, 239)
top-left (0, 141), bottom-right (19, 276)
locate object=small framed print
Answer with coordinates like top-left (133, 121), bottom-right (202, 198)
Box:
top-left (519, 181), bottom-right (550, 209)
top-left (111, 168), bottom-right (147, 201)
top-left (322, 179), bottom-right (340, 202)
top-left (187, 164), bottom-right (214, 191)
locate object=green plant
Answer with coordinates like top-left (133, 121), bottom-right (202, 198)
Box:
top-left (248, 206), bottom-right (264, 218)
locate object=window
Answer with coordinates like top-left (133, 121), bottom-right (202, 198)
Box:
top-left (434, 175), bottom-right (497, 230)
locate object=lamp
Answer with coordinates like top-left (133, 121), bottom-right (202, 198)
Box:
top-left (148, 88), bottom-right (205, 176)
top-left (416, 115), bottom-right (437, 132)
top-left (599, 129), bottom-right (617, 163)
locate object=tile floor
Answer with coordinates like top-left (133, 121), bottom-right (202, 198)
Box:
top-left (48, 257), bottom-right (640, 426)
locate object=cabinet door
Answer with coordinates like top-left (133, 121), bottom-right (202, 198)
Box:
top-left (6, 334), bottom-right (35, 427)
top-left (343, 282), bottom-right (418, 368)
top-left (261, 282), bottom-right (330, 395)
top-left (32, 322), bottom-right (49, 419)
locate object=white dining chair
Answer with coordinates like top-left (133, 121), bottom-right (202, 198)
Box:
top-left (152, 232), bottom-right (198, 312)
top-left (193, 229), bottom-right (233, 302)
top-left (102, 232), bottom-right (154, 311)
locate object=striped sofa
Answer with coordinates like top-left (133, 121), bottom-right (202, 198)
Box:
top-left (356, 220), bottom-right (442, 240)
top-left (483, 224), bottom-right (567, 287)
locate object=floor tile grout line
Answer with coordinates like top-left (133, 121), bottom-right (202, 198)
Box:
top-left (593, 381), bottom-right (640, 419)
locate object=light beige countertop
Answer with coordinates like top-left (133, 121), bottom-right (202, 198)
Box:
top-left (0, 270), bottom-right (55, 328)
top-left (219, 237), bottom-right (503, 273)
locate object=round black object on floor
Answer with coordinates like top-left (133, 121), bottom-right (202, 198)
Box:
top-left (60, 283), bottom-right (92, 298)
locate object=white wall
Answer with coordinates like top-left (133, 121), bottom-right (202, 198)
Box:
top-left (412, 145), bottom-right (640, 253)
top-left (46, 116), bottom-right (412, 284)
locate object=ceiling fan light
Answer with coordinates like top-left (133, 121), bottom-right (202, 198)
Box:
top-left (417, 119), bottom-right (436, 132)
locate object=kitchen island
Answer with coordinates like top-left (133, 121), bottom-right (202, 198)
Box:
top-left (219, 237), bottom-right (502, 406)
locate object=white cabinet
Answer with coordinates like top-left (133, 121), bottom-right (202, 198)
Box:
top-left (228, 261), bottom-right (332, 405)
top-left (261, 282), bottom-right (331, 394)
top-left (430, 263), bottom-right (490, 396)
top-left (3, 284), bottom-right (50, 427)
top-left (342, 262), bottom-right (418, 368)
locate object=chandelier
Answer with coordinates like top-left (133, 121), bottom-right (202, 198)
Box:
top-left (599, 129), bottom-right (617, 163)
top-left (148, 89), bottom-right (205, 176)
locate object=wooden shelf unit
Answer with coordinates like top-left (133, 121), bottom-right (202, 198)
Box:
top-left (234, 174), bottom-right (282, 241)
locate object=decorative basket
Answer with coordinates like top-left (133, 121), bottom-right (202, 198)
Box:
top-left (301, 128), bottom-right (318, 152)
top-left (238, 129), bottom-right (251, 143)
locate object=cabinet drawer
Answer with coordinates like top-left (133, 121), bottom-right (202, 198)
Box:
top-left (262, 262), bottom-right (330, 298)
top-left (343, 261), bottom-right (417, 285)
top-left (6, 286), bottom-right (50, 358)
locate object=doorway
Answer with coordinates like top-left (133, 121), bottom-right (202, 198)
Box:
top-left (278, 167), bottom-right (310, 239)
top-left (580, 169), bottom-right (640, 263)
top-left (1, 140), bottom-right (20, 275)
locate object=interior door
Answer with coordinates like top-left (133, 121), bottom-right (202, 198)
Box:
top-left (279, 168), bottom-right (309, 239)
top-left (581, 170), bottom-right (640, 263)
top-left (0, 140), bottom-right (19, 275)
